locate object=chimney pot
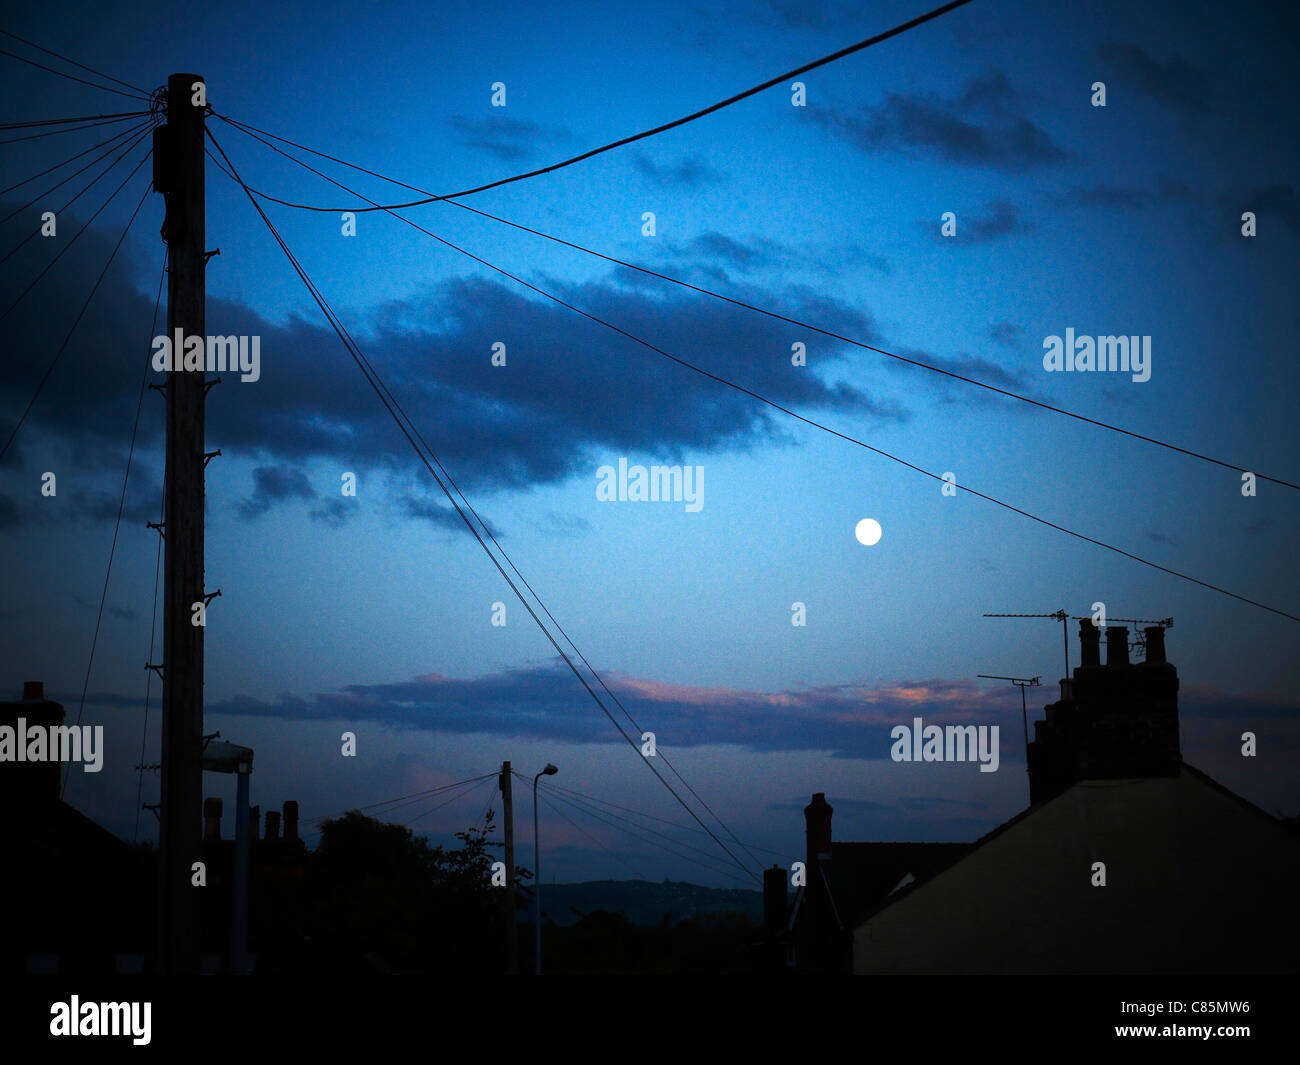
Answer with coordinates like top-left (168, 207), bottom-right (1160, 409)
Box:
top-left (265, 809), bottom-right (281, 840)
top-left (22, 681), bottom-right (43, 701)
top-left (1106, 626), bottom-right (1130, 667)
top-left (203, 797), bottom-right (223, 840)
top-left (1078, 619), bottom-right (1101, 668)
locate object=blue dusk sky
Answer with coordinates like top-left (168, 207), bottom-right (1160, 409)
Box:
top-left (0, 0), bottom-right (1297, 888)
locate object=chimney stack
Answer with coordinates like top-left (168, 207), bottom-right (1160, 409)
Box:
top-left (1028, 623), bottom-right (1181, 804)
top-left (1144, 626), bottom-right (1166, 664)
top-left (804, 792), bottom-right (833, 862)
top-left (265, 809), bottom-right (280, 840)
top-left (283, 800), bottom-right (299, 843)
top-left (764, 866), bottom-right (788, 933)
top-left (1106, 626), bottom-right (1129, 667)
top-left (2, 682), bottom-right (65, 805)
top-left (203, 797), bottom-right (223, 841)
top-left (1079, 619), bottom-right (1101, 667)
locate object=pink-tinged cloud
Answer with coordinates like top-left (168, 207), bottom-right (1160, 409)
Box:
top-left (201, 662), bottom-right (1300, 765)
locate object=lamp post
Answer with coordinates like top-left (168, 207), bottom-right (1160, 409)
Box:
top-left (533, 763), bottom-right (558, 975)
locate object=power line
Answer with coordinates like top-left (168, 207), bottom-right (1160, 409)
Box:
top-left (1, 160), bottom-right (152, 463)
top-left (0, 29), bottom-right (152, 97)
top-left (205, 127), bottom-right (762, 884)
top-left (206, 0), bottom-right (973, 214)
top-left (0, 113), bottom-right (148, 145)
top-left (535, 789), bottom-right (648, 880)
top-left (1, 117), bottom-right (153, 197)
top-left (534, 779), bottom-right (755, 887)
top-left (133, 473), bottom-right (165, 844)
top-left (0, 110), bottom-right (151, 132)
top-left (214, 112), bottom-right (1300, 495)
top-left (403, 775), bottom-right (497, 829)
top-left (0, 123), bottom-right (154, 307)
top-left (0, 46), bottom-right (151, 102)
top-left (130, 253), bottom-right (167, 843)
top-left (545, 780), bottom-right (793, 861)
top-left (213, 116), bottom-right (763, 875)
top-left (207, 129), bottom-right (1300, 625)
top-left (53, 180), bottom-right (155, 800)
top-left (305, 772), bottom-right (498, 828)
top-left (529, 776), bottom-right (770, 875)
top-left (1, 118), bottom-right (154, 228)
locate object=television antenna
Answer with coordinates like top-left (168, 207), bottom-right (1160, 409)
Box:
top-left (976, 674), bottom-right (1041, 748)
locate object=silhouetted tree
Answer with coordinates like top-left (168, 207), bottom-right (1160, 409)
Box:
top-left (303, 809), bottom-right (529, 973)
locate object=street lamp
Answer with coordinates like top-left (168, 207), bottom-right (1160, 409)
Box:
top-left (533, 763), bottom-right (558, 975)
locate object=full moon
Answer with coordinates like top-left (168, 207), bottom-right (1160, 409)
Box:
top-left (855, 518), bottom-right (883, 546)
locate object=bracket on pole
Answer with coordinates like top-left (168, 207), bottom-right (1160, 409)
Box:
top-left (203, 449), bottom-right (221, 468)
top-left (202, 378), bottom-right (221, 395)
top-left (202, 588), bottom-right (222, 606)
top-left (203, 248), bottom-right (220, 264)
top-left (145, 662), bottom-right (165, 681)
top-left (147, 520), bottom-right (166, 539)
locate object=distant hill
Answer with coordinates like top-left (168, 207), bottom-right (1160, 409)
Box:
top-left (531, 879), bottom-right (766, 927)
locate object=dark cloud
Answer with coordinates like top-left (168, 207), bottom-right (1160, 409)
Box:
top-left (957, 70), bottom-right (1018, 110)
top-left (987, 322), bottom-right (1021, 348)
top-left (1158, 178), bottom-right (1195, 201)
top-left (1059, 185), bottom-right (1150, 210)
top-left (400, 494), bottom-right (501, 539)
top-left (905, 348), bottom-right (1030, 393)
top-left (73, 594), bottom-right (137, 621)
top-left (649, 233), bottom-right (890, 289)
top-left (1056, 180), bottom-right (1195, 212)
top-left (759, 0), bottom-right (860, 30)
top-left (819, 71), bottom-right (1066, 169)
top-left (1244, 515), bottom-right (1274, 536)
top-left (690, 232), bottom-right (775, 269)
top-left (933, 200), bottom-right (1025, 243)
top-left (1095, 42), bottom-right (1214, 116)
top-left (444, 114), bottom-right (566, 162)
top-left (630, 153), bottom-right (722, 188)
top-left (237, 465), bottom-right (315, 519)
top-left (0, 206), bottom-right (911, 524)
top-left (309, 497), bottom-right (353, 529)
top-left (1242, 184), bottom-right (1299, 235)
top-left (205, 664), bottom-right (1300, 763)
top-left (533, 511), bottom-right (590, 537)
top-left (207, 665), bottom-right (1027, 760)
top-left (66, 483), bottom-right (161, 527)
top-left (885, 345), bottom-right (1037, 412)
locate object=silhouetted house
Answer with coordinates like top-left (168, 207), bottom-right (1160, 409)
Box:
top-left (0, 680), bottom-right (306, 974)
top-left (785, 624), bottom-right (1300, 974)
top-left (775, 795), bottom-right (969, 972)
top-left (200, 793), bottom-right (307, 972)
top-left (0, 682), bottom-right (154, 974)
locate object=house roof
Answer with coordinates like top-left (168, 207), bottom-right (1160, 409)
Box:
top-left (848, 761), bottom-right (1300, 973)
top-left (821, 841), bottom-right (971, 929)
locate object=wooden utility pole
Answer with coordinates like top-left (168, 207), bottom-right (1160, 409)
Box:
top-left (154, 72), bottom-right (207, 975)
top-left (499, 760), bottom-right (517, 973)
